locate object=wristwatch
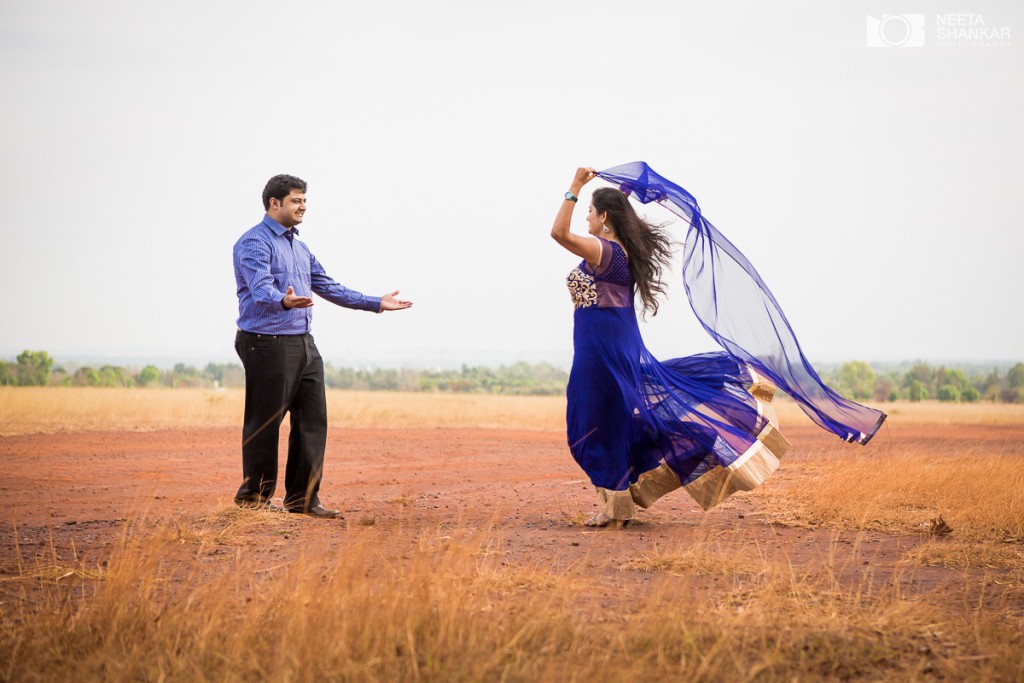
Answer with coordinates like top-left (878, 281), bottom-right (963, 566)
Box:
top-left (564, 191), bottom-right (578, 203)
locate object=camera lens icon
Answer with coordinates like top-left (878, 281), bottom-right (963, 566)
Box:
top-left (866, 14), bottom-right (926, 47)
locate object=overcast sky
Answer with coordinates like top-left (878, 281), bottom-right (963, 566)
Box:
top-left (1, 1), bottom-right (1021, 369)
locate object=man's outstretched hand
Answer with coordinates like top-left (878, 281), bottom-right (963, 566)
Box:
top-left (380, 290), bottom-right (413, 312)
top-left (282, 286), bottom-right (314, 309)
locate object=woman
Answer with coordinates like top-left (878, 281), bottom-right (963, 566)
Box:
top-left (552, 165), bottom-right (883, 527)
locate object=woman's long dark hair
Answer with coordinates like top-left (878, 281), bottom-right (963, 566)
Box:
top-left (592, 187), bottom-right (673, 317)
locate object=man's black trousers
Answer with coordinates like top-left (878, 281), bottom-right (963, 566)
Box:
top-left (234, 330), bottom-right (328, 511)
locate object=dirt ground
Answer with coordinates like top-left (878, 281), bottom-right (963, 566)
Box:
top-left (4, 422), bottom-right (1020, 608)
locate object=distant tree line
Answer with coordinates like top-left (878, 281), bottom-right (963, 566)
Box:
top-left (821, 361), bottom-right (1024, 404)
top-left (321, 361), bottom-right (568, 395)
top-left (0, 351), bottom-right (568, 395)
top-left (2, 350), bottom-right (1022, 403)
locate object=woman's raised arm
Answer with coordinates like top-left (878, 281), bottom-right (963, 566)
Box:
top-left (550, 167), bottom-right (602, 265)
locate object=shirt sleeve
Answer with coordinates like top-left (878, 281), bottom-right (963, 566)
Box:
top-left (309, 251), bottom-right (382, 312)
top-left (234, 235), bottom-right (286, 307)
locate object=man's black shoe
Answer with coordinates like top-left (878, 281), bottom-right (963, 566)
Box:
top-left (235, 496), bottom-right (285, 512)
top-left (287, 504), bottom-right (342, 519)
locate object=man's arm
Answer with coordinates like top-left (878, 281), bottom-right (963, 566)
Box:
top-left (308, 252), bottom-right (383, 312)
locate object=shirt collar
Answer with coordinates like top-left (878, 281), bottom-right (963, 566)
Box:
top-left (262, 214), bottom-right (299, 237)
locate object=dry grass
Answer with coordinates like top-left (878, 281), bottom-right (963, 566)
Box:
top-left (5, 388), bottom-right (1022, 436)
top-left (773, 397), bottom-right (1024, 427)
top-left (900, 539), bottom-right (1024, 571)
top-left (324, 390), bottom-right (565, 431)
top-left (620, 541), bottom-right (770, 577)
top-left (0, 387), bottom-right (566, 435)
top-left (2, 392), bottom-right (1024, 679)
top-left (2, 514), bottom-right (1022, 682)
top-left (162, 506), bottom-right (296, 548)
top-left (753, 448), bottom-right (1024, 542)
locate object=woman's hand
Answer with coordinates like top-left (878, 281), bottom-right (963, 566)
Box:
top-left (552, 166), bottom-right (603, 265)
top-left (570, 167), bottom-right (597, 195)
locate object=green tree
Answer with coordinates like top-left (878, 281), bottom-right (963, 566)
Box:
top-left (49, 366), bottom-right (68, 386)
top-left (1007, 363), bottom-right (1024, 389)
top-left (0, 361), bottom-right (14, 386)
top-left (936, 367), bottom-right (968, 391)
top-left (902, 363), bottom-right (936, 398)
top-left (98, 365), bottom-right (132, 387)
top-left (173, 363), bottom-right (199, 376)
top-left (907, 380), bottom-right (928, 402)
top-left (324, 364), bottom-right (357, 389)
top-left (872, 376), bottom-right (895, 402)
top-left (838, 361), bottom-right (876, 400)
top-left (73, 367), bottom-right (100, 386)
top-left (905, 363), bottom-right (935, 384)
top-left (204, 362), bottom-right (224, 384)
top-left (982, 369), bottom-right (1001, 401)
top-left (960, 386), bottom-right (980, 402)
top-left (138, 365), bottom-right (162, 386)
top-left (16, 350), bottom-right (54, 386)
top-left (937, 384), bottom-right (960, 402)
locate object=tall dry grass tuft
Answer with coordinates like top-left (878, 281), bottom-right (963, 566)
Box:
top-left (2, 515), bottom-right (1023, 682)
top-left (619, 539), bottom-right (769, 578)
top-left (755, 446), bottom-right (1024, 543)
top-left (901, 539), bottom-right (1024, 571)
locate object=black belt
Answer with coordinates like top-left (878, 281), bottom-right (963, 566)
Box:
top-left (237, 329), bottom-right (308, 339)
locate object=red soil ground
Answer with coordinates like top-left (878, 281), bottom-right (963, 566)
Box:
top-left (3, 422), bottom-right (1022, 608)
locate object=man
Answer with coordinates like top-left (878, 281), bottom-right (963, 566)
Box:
top-left (232, 174), bottom-right (412, 518)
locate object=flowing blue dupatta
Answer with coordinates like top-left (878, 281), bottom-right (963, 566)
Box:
top-left (595, 161), bottom-right (886, 445)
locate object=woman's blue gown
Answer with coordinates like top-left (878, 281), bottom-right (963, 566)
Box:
top-left (566, 162), bottom-right (887, 519)
top-left (566, 238), bottom-right (790, 518)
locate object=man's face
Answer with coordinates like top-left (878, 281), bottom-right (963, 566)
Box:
top-left (270, 189), bottom-right (307, 228)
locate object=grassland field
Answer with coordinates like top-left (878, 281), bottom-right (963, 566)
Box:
top-left (1, 388), bottom-right (1022, 681)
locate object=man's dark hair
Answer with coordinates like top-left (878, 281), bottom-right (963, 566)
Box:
top-left (262, 174), bottom-right (307, 210)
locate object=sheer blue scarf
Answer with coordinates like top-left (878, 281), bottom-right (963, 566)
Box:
top-left (596, 161), bottom-right (886, 444)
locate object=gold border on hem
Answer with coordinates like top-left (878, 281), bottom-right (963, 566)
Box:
top-left (747, 366), bottom-right (777, 402)
top-left (629, 462), bottom-right (682, 509)
top-left (594, 365), bottom-right (791, 515)
top-left (595, 487), bottom-right (636, 520)
top-left (683, 421), bottom-right (790, 511)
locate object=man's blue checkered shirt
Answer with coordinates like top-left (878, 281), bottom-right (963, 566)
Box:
top-left (233, 215), bottom-right (381, 334)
